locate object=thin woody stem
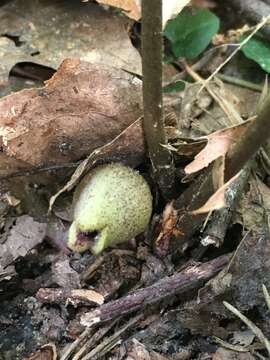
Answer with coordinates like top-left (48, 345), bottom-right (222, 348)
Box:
top-left (141, 0), bottom-right (175, 199)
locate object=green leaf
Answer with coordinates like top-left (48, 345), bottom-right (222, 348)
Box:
top-left (163, 81), bottom-right (185, 93)
top-left (241, 36), bottom-right (270, 73)
top-left (164, 7), bottom-right (220, 59)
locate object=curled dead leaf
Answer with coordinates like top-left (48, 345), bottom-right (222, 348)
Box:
top-left (184, 119), bottom-right (254, 175)
top-left (192, 172), bottom-right (240, 215)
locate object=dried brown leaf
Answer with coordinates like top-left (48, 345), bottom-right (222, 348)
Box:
top-left (0, 59), bottom-right (143, 174)
top-left (192, 172), bottom-right (240, 214)
top-left (0, 0), bottom-right (141, 92)
top-left (185, 119), bottom-right (253, 175)
top-left (0, 215), bottom-right (46, 270)
top-left (154, 201), bottom-right (183, 256)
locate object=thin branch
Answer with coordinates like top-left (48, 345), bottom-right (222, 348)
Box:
top-left (60, 327), bottom-right (94, 360)
top-left (80, 315), bottom-right (142, 360)
top-left (142, 0), bottom-right (175, 199)
top-left (72, 319), bottom-right (118, 360)
top-left (81, 254), bottom-right (229, 326)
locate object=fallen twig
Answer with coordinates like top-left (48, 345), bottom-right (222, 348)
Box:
top-left (72, 319), bottom-right (118, 360)
top-left (60, 327), bottom-right (94, 360)
top-left (36, 288), bottom-right (104, 306)
top-left (81, 315), bottom-right (142, 360)
top-left (81, 254), bottom-right (229, 326)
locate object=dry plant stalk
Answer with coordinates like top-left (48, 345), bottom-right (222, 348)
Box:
top-left (141, 0), bottom-right (175, 199)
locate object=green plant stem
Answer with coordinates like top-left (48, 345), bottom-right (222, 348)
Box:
top-left (141, 0), bottom-right (175, 199)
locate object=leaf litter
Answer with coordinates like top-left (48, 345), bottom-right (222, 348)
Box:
top-left (0, 0), bottom-right (141, 94)
top-left (0, 58), bottom-right (143, 172)
top-left (1, 1), bottom-right (270, 359)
